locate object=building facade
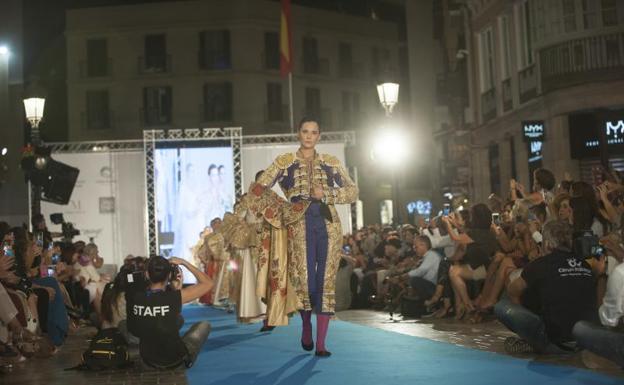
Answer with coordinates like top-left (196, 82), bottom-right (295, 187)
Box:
top-left (65, 0), bottom-right (399, 140)
top-left (460, 0), bottom-right (624, 202)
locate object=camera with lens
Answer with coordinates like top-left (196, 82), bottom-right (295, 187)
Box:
top-left (50, 213), bottom-right (80, 241)
top-left (573, 230), bottom-right (602, 258)
top-left (169, 263), bottom-right (182, 282)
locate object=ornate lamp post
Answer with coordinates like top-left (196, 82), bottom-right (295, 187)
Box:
top-left (377, 82), bottom-right (399, 117)
top-left (23, 97), bottom-right (45, 221)
top-left (375, 82), bottom-right (405, 226)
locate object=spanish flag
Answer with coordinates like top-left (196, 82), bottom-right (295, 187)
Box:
top-left (280, 0), bottom-right (292, 77)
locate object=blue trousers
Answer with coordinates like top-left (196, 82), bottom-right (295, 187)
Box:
top-left (305, 203), bottom-right (329, 312)
top-left (494, 298), bottom-right (569, 354)
top-left (33, 276), bottom-right (69, 346)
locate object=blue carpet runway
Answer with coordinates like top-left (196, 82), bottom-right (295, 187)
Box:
top-left (182, 305), bottom-right (621, 385)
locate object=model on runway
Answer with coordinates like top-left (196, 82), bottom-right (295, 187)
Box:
top-left (247, 117), bottom-right (358, 357)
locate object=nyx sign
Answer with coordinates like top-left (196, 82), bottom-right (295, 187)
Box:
top-left (522, 121), bottom-right (545, 141)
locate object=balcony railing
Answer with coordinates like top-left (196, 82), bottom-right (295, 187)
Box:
top-left (198, 51), bottom-right (231, 71)
top-left (138, 54), bottom-right (172, 74)
top-left (79, 58), bottom-right (113, 78)
top-left (501, 78), bottom-right (513, 112)
top-left (480, 88), bottom-right (497, 123)
top-left (518, 64), bottom-right (537, 104)
top-left (539, 31), bottom-right (624, 93)
top-left (81, 110), bottom-right (114, 130)
top-left (140, 107), bottom-right (172, 127)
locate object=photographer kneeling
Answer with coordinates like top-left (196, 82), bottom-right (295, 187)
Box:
top-left (127, 256), bottom-right (213, 369)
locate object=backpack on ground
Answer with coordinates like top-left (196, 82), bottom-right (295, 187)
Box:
top-left (80, 328), bottom-right (131, 370)
top-left (400, 295), bottom-right (427, 318)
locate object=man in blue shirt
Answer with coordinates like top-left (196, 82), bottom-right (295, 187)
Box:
top-left (400, 236), bottom-right (441, 299)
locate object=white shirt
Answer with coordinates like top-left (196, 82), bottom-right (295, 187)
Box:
top-left (407, 249), bottom-right (442, 285)
top-left (425, 228), bottom-right (456, 259)
top-left (599, 263), bottom-right (624, 327)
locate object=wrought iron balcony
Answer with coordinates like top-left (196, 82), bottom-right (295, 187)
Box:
top-left (539, 31), bottom-right (624, 93)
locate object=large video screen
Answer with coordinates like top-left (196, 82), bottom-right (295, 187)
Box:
top-left (155, 146), bottom-right (235, 265)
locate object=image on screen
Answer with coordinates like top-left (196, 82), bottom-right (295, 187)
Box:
top-left (155, 146), bottom-right (235, 267)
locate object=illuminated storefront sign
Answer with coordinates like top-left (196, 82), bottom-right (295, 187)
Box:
top-left (570, 110), bottom-right (624, 159)
top-left (522, 121), bottom-right (544, 164)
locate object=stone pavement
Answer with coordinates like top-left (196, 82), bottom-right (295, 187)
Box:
top-left (2, 309), bottom-right (622, 384)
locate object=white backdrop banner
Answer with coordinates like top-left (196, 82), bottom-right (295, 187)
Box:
top-left (241, 142), bottom-right (353, 234)
top-left (41, 152), bottom-right (147, 268)
top-left (40, 140), bottom-right (354, 270)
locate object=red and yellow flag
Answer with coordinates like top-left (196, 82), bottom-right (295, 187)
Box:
top-left (280, 0), bottom-right (292, 77)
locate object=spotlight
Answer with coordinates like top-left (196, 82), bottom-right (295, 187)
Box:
top-left (371, 128), bottom-right (409, 166)
top-left (0, 46), bottom-right (8, 56)
top-left (1, 147), bottom-right (7, 156)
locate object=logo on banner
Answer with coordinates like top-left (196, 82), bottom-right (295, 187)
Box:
top-left (522, 121), bottom-right (545, 141)
top-left (100, 166), bottom-right (112, 179)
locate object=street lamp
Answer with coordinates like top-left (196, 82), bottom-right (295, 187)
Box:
top-left (377, 82), bottom-right (399, 117)
top-left (376, 82), bottom-right (403, 225)
top-left (371, 127), bottom-right (408, 226)
top-left (24, 97), bottom-right (45, 143)
top-left (23, 97), bottom-right (46, 222)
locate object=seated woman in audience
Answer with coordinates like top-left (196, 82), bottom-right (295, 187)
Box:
top-left (471, 220), bottom-right (539, 319)
top-left (12, 227), bottom-right (68, 348)
top-left (74, 242), bottom-right (109, 316)
top-left (99, 265), bottom-right (138, 345)
top-left (447, 204), bottom-right (498, 320)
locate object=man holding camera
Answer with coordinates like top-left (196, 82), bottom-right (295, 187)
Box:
top-left (127, 256), bottom-right (213, 369)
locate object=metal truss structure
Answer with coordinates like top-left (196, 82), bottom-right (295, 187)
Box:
top-left (45, 129), bottom-right (357, 253)
top-left (142, 128), bottom-right (242, 255)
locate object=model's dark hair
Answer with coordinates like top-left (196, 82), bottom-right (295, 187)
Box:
top-left (255, 170), bottom-right (264, 182)
top-left (298, 116), bottom-right (321, 132)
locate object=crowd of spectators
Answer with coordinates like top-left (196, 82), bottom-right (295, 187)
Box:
top-left (337, 167), bottom-right (624, 368)
top-left (2, 166), bottom-right (624, 371)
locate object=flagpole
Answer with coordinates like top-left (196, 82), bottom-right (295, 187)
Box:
top-left (288, 72), bottom-right (294, 133)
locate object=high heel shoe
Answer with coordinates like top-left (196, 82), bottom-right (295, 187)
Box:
top-left (301, 339), bottom-right (314, 351)
top-left (315, 350), bottom-right (331, 357)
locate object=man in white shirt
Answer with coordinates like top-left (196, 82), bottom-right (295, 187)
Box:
top-left (573, 261), bottom-right (624, 368)
top-left (399, 236), bottom-right (441, 300)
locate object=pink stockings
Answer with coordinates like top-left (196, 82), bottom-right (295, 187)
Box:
top-left (299, 310), bottom-right (331, 352)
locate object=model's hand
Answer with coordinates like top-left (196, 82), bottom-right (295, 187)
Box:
top-left (311, 185), bottom-right (324, 200)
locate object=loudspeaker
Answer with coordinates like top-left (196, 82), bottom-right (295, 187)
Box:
top-left (41, 160), bottom-right (80, 205)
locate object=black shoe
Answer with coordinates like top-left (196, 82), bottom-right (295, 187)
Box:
top-left (301, 340), bottom-right (314, 351)
top-left (259, 325), bottom-right (275, 332)
top-left (315, 350), bottom-right (331, 357)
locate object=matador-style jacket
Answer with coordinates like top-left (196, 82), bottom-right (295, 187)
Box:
top-left (249, 151), bottom-right (358, 316)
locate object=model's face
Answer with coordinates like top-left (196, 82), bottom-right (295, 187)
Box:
top-left (209, 170), bottom-right (219, 183)
top-left (298, 122), bottom-right (320, 150)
